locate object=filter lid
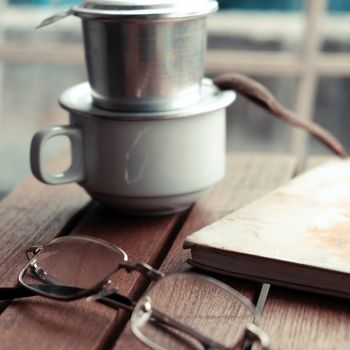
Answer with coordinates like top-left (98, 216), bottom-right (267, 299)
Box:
top-left (73, 0), bottom-right (218, 19)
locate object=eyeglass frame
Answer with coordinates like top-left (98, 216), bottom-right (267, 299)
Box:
top-left (0, 235), bottom-right (270, 350)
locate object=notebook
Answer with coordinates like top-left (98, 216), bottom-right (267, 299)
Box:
top-left (184, 160), bottom-right (350, 298)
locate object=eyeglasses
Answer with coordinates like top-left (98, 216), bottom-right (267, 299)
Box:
top-left (0, 235), bottom-right (270, 350)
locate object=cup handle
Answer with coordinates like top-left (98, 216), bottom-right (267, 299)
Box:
top-left (30, 125), bottom-right (84, 185)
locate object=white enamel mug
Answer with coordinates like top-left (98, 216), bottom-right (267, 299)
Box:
top-left (30, 80), bottom-right (235, 214)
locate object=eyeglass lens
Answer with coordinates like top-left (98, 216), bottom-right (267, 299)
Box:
top-left (20, 236), bottom-right (126, 298)
top-left (131, 273), bottom-right (255, 350)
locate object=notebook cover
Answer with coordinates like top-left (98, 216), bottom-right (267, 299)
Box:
top-left (185, 160), bottom-right (350, 277)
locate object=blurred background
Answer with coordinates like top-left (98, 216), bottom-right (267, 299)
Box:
top-left (0, 0), bottom-right (349, 197)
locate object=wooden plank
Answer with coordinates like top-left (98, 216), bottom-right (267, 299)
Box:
top-left (259, 155), bottom-right (350, 349)
top-left (0, 160), bottom-right (90, 348)
top-left (115, 152), bottom-right (297, 349)
top-left (260, 287), bottom-right (350, 349)
top-left (0, 188), bottom-right (187, 349)
top-left (0, 150), bottom-right (184, 349)
top-left (0, 156), bottom-right (90, 291)
top-left (0, 153), bottom-right (296, 350)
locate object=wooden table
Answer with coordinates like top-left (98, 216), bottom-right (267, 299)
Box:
top-left (0, 152), bottom-right (349, 350)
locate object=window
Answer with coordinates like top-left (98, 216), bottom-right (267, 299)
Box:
top-left (0, 0), bottom-right (349, 195)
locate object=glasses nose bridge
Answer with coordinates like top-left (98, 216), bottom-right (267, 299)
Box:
top-left (119, 261), bottom-right (165, 281)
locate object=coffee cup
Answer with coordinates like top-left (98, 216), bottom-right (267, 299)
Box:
top-left (30, 79), bottom-right (235, 215)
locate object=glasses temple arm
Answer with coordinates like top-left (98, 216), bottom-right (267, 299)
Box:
top-left (0, 283), bottom-right (136, 315)
top-left (254, 283), bottom-right (270, 325)
top-left (230, 283), bottom-right (271, 350)
top-left (96, 291), bottom-right (136, 312)
top-left (0, 284), bottom-right (136, 315)
top-left (0, 286), bottom-right (36, 300)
